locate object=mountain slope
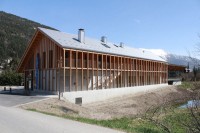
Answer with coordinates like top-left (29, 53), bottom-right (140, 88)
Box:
top-left (142, 48), bottom-right (200, 69)
top-left (0, 11), bottom-right (56, 65)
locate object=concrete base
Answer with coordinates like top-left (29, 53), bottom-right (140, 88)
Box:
top-left (172, 81), bottom-right (182, 85)
top-left (31, 89), bottom-right (58, 95)
top-left (63, 84), bottom-right (168, 104)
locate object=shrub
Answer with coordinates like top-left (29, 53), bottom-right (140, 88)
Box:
top-left (0, 70), bottom-right (23, 86)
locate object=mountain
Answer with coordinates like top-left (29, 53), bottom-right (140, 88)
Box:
top-left (142, 48), bottom-right (200, 69)
top-left (0, 11), bottom-right (56, 66)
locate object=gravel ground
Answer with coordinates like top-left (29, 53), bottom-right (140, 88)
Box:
top-left (19, 85), bottom-right (191, 120)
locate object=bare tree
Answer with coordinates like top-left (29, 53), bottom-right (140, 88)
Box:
top-left (142, 87), bottom-right (200, 133)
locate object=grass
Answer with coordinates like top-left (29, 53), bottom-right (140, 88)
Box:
top-left (26, 108), bottom-right (168, 133)
top-left (178, 81), bottom-right (194, 89)
top-left (27, 106), bottom-right (200, 133)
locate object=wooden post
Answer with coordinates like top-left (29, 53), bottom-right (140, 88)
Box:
top-left (76, 51), bottom-right (78, 91)
top-left (102, 54), bottom-right (103, 89)
top-left (105, 55), bottom-right (107, 89)
top-left (113, 56), bottom-right (115, 88)
top-left (69, 50), bottom-right (72, 92)
top-left (81, 52), bottom-right (83, 91)
top-left (92, 53), bottom-right (94, 90)
top-left (121, 56), bottom-right (122, 87)
top-left (87, 52), bottom-right (89, 90)
top-left (63, 49), bottom-right (65, 92)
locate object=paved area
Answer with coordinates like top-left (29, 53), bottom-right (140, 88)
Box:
top-left (0, 106), bottom-right (122, 133)
top-left (0, 86), bottom-right (122, 132)
top-left (0, 94), bottom-right (47, 107)
top-left (0, 86), bottom-right (57, 107)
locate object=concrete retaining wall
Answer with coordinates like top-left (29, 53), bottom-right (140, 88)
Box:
top-left (63, 84), bottom-right (168, 104)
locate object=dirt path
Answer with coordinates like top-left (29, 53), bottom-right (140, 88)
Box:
top-left (19, 85), bottom-right (191, 120)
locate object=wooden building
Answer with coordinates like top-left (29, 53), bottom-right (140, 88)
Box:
top-left (168, 64), bottom-right (187, 85)
top-left (17, 28), bottom-right (168, 102)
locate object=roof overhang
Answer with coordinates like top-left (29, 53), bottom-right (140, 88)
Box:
top-left (17, 28), bottom-right (63, 73)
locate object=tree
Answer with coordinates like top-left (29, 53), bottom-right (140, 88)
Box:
top-left (142, 83), bottom-right (200, 133)
top-left (193, 66), bottom-right (198, 82)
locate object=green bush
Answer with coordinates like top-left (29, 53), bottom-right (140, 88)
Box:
top-left (0, 70), bottom-right (23, 86)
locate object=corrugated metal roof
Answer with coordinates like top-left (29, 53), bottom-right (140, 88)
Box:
top-left (38, 27), bottom-right (166, 62)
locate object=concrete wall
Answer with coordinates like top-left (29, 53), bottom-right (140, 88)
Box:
top-left (63, 84), bottom-right (168, 104)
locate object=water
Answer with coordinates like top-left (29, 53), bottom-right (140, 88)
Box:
top-left (179, 100), bottom-right (200, 108)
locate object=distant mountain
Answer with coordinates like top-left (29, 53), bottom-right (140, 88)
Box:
top-left (0, 11), bottom-right (56, 66)
top-left (142, 48), bottom-right (200, 69)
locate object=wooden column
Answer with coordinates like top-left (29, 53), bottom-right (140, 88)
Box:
top-left (105, 55), bottom-right (107, 89)
top-left (92, 53), bottom-right (94, 90)
top-left (76, 51), bottom-right (78, 91)
top-left (97, 54), bottom-right (99, 89)
top-left (120, 57), bottom-right (122, 87)
top-left (102, 54), bottom-right (103, 89)
top-left (81, 52), bottom-right (83, 91)
top-left (69, 50), bottom-right (72, 92)
top-left (117, 57), bottom-right (119, 88)
top-left (109, 55), bottom-right (111, 89)
top-left (87, 53), bottom-right (89, 90)
top-left (136, 59), bottom-right (138, 86)
top-left (113, 56), bottom-right (115, 88)
top-left (63, 49), bottom-right (66, 92)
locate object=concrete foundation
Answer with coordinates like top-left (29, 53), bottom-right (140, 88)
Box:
top-left (63, 84), bottom-right (168, 104)
top-left (172, 81), bottom-right (182, 85)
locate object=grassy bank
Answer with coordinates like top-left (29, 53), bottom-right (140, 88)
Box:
top-left (27, 107), bottom-right (195, 133)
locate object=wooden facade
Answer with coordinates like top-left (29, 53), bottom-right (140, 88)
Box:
top-left (18, 30), bottom-right (168, 93)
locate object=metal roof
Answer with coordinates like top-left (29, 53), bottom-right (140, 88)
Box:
top-left (38, 27), bottom-right (166, 62)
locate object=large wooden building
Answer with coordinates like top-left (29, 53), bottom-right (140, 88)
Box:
top-left (17, 27), bottom-right (168, 103)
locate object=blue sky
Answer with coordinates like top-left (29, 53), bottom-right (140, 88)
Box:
top-left (1, 0), bottom-right (200, 56)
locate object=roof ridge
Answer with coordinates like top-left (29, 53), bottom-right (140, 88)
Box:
top-left (38, 27), bottom-right (166, 62)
